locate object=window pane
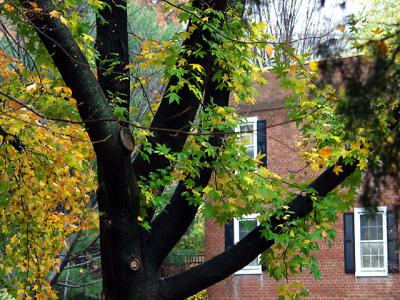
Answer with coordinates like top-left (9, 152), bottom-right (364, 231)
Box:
top-left (239, 125), bottom-right (254, 147)
top-left (360, 242), bottom-right (384, 269)
top-left (360, 213), bottom-right (383, 241)
top-left (246, 146), bottom-right (255, 158)
top-left (239, 220), bottom-right (257, 240)
top-left (239, 219), bottom-right (258, 267)
top-left (240, 124), bottom-right (253, 135)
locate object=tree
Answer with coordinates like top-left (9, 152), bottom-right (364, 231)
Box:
top-left (247, 0), bottom-right (351, 59)
top-left (0, 0), bottom-right (398, 299)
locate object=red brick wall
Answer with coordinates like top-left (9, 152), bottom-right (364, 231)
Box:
top-left (206, 211), bottom-right (399, 299)
top-left (205, 58), bottom-right (400, 299)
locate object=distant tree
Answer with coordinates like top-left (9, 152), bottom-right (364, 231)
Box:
top-left (247, 0), bottom-right (350, 59)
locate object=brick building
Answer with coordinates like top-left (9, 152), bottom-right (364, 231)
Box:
top-left (204, 57), bottom-right (400, 299)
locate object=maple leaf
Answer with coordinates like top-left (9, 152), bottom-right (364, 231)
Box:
top-left (333, 165), bottom-right (343, 176)
top-left (309, 61), bottom-right (318, 71)
top-left (59, 16), bottom-right (68, 26)
top-left (264, 44), bottom-right (273, 57)
top-left (49, 10), bottom-right (60, 19)
top-left (319, 146), bottom-right (332, 159)
top-left (190, 63), bottom-right (204, 73)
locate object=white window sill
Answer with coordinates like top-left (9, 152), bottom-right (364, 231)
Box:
top-left (235, 267), bottom-right (262, 275)
top-left (355, 270), bottom-right (388, 277)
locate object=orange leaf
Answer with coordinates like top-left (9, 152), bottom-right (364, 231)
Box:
top-left (333, 165), bottom-right (343, 175)
top-left (319, 146), bottom-right (332, 159)
top-left (288, 64), bottom-right (297, 75)
top-left (264, 44), bottom-right (273, 57)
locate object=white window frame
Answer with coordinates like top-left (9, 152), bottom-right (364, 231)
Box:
top-left (236, 116), bottom-right (258, 159)
top-left (233, 214), bottom-right (262, 275)
top-left (354, 206), bottom-right (388, 277)
top-left (233, 117), bottom-right (262, 275)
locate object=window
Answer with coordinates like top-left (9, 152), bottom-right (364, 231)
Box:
top-left (237, 116), bottom-right (258, 159)
top-left (233, 214), bottom-right (262, 274)
top-left (224, 117), bottom-right (267, 274)
top-left (354, 207), bottom-right (388, 276)
top-left (234, 118), bottom-right (261, 274)
top-left (344, 208), bottom-right (399, 275)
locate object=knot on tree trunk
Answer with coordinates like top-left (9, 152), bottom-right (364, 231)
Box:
top-left (120, 126), bottom-right (134, 152)
top-left (130, 256), bottom-right (141, 271)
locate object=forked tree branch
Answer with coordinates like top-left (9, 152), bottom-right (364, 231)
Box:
top-left (146, 83), bottom-right (230, 267)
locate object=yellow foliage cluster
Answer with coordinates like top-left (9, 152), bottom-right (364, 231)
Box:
top-left (0, 94), bottom-right (96, 297)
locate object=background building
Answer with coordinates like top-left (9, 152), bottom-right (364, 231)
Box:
top-left (205, 56), bottom-right (400, 299)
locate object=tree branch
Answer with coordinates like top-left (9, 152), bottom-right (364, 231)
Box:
top-left (0, 124), bottom-right (24, 152)
top-left (145, 76), bottom-right (231, 266)
top-left (132, 0), bottom-right (228, 182)
top-left (20, 0), bottom-right (122, 161)
top-left (50, 232), bottom-right (83, 286)
top-left (159, 160), bottom-right (357, 299)
top-left (95, 0), bottom-right (130, 112)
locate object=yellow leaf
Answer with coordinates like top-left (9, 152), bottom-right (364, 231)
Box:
top-left (4, 3), bottom-right (15, 12)
top-left (29, 2), bottom-right (38, 8)
top-left (59, 16), bottom-right (68, 26)
top-left (360, 148), bottom-right (369, 156)
top-left (190, 64), bottom-right (203, 73)
top-left (333, 165), bottom-right (343, 175)
top-left (63, 87), bottom-right (72, 96)
top-left (358, 159), bottom-right (367, 170)
top-left (337, 24), bottom-right (345, 32)
top-left (309, 61), bottom-right (318, 71)
top-left (319, 146), bottom-right (332, 159)
top-left (82, 33), bottom-right (94, 43)
top-left (124, 62), bottom-right (135, 69)
top-left (264, 44), bottom-right (273, 57)
top-left (372, 28), bottom-right (383, 34)
top-left (177, 58), bottom-right (186, 66)
top-left (203, 186), bottom-right (212, 195)
top-left (49, 10), bottom-right (60, 19)
top-left (79, 268), bottom-right (84, 273)
top-left (181, 31), bottom-right (190, 40)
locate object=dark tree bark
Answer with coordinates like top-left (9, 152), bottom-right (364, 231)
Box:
top-left (20, 0), bottom-right (358, 299)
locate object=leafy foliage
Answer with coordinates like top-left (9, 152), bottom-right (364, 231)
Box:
top-left (0, 51), bottom-right (96, 298)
